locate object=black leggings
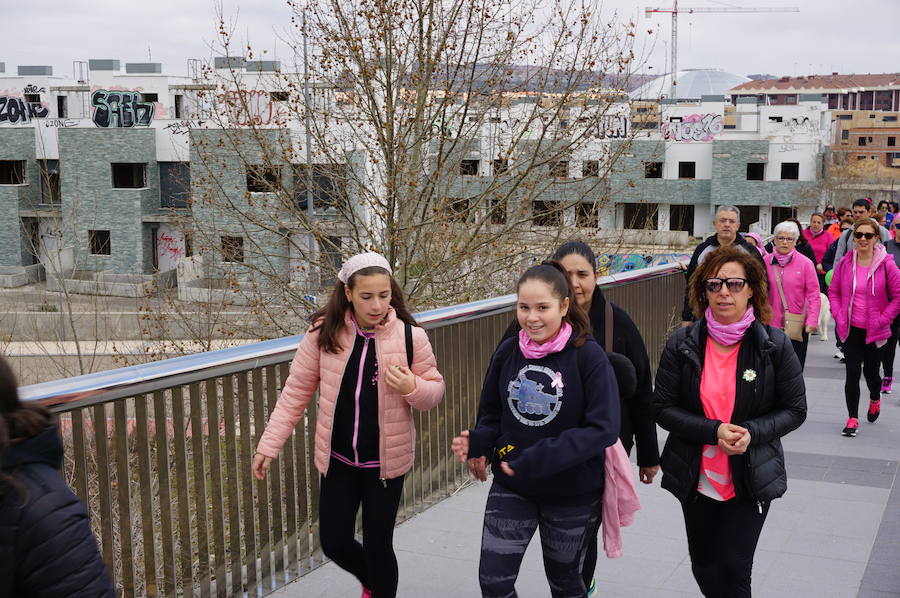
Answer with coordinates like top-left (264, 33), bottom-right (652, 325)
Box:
top-left (791, 330), bottom-right (809, 371)
top-left (682, 493), bottom-right (770, 598)
top-left (880, 318), bottom-right (900, 379)
top-left (843, 326), bottom-right (883, 418)
top-left (319, 458), bottom-right (405, 598)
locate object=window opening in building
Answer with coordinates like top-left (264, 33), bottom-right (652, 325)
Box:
top-left (549, 160), bottom-right (569, 178)
top-left (889, 137), bottom-right (897, 147)
top-left (532, 200), bottom-right (561, 226)
top-left (582, 160), bottom-right (600, 178)
top-left (670, 204), bottom-right (694, 233)
top-left (25, 220), bottom-right (40, 265)
top-left (293, 164), bottom-right (346, 211)
top-left (24, 93), bottom-right (41, 104)
top-left (492, 158), bottom-right (508, 175)
top-left (770, 206), bottom-right (796, 232)
top-left (246, 165), bottom-right (281, 193)
top-left (780, 162), bottom-right (799, 180)
top-left (89, 230), bottom-right (111, 255)
top-left (859, 137), bottom-right (867, 146)
top-left (623, 202), bottom-right (658, 230)
top-left (884, 116), bottom-right (898, 122)
top-left (439, 197), bottom-right (470, 222)
top-left (576, 202), bottom-right (599, 228)
top-left (785, 95), bottom-right (797, 105)
top-left (141, 93), bottom-right (159, 103)
top-left (841, 130), bottom-right (849, 140)
top-left (221, 236), bottom-right (244, 262)
top-left (644, 161), bottom-right (663, 178)
top-left (184, 233), bottom-right (193, 257)
top-left (318, 236), bottom-right (342, 285)
top-left (112, 163), bottom-right (147, 188)
top-left (737, 206), bottom-right (761, 233)
top-left (270, 91), bottom-right (289, 102)
top-left (159, 162), bottom-right (190, 208)
top-left (57, 96), bottom-right (67, 118)
top-left (746, 163), bottom-right (765, 181)
top-left (490, 199), bottom-right (507, 224)
top-left (174, 94), bottom-right (184, 119)
top-left (678, 161), bottom-right (696, 179)
top-left (0, 160), bottom-right (26, 185)
top-left (38, 160), bottom-right (61, 204)
top-left (460, 159), bottom-right (480, 176)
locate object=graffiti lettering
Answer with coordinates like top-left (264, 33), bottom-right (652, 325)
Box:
top-left (157, 234), bottom-right (183, 259)
top-left (43, 118), bottom-right (77, 128)
top-left (0, 96), bottom-right (48, 124)
top-left (661, 113), bottom-right (723, 143)
top-left (215, 89), bottom-right (286, 126)
top-left (785, 116), bottom-right (818, 134)
top-left (91, 90), bottom-right (155, 127)
top-left (163, 120), bottom-right (204, 135)
top-left (23, 84), bottom-right (46, 94)
top-left (597, 253), bottom-right (689, 276)
top-left (596, 115), bottom-right (629, 139)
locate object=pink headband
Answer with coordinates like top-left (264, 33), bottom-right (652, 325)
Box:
top-left (337, 252), bottom-right (392, 284)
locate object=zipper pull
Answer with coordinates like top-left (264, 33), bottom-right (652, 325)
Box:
top-left (380, 478), bottom-right (387, 488)
top-left (757, 501), bottom-right (763, 514)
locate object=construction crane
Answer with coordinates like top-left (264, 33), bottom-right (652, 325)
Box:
top-left (645, 2), bottom-right (799, 99)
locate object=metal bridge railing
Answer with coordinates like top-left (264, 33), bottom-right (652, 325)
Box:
top-left (20, 262), bottom-right (685, 598)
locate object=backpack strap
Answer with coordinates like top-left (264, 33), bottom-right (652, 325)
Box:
top-left (404, 321), bottom-right (413, 368)
top-left (605, 300), bottom-right (614, 353)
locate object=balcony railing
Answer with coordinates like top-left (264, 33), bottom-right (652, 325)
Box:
top-left (21, 261), bottom-right (685, 597)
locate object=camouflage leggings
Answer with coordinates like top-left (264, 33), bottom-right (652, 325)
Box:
top-left (478, 483), bottom-right (601, 598)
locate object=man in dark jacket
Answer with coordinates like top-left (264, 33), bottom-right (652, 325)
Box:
top-left (0, 425), bottom-right (116, 598)
top-left (681, 205), bottom-right (767, 325)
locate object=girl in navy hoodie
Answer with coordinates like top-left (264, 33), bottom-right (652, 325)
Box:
top-left (452, 261), bottom-right (620, 598)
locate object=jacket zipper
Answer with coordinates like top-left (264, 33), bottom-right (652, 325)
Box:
top-left (351, 337), bottom-right (370, 464)
top-left (373, 331), bottom-right (387, 484)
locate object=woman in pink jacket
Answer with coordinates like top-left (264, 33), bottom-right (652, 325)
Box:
top-left (766, 221), bottom-right (821, 370)
top-left (804, 212), bottom-right (833, 292)
top-left (252, 252), bottom-right (445, 598)
top-left (829, 219), bottom-right (900, 437)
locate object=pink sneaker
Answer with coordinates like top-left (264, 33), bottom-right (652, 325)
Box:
top-left (868, 399), bottom-right (881, 423)
top-left (882, 377), bottom-right (893, 394)
top-left (361, 587), bottom-right (373, 598)
top-left (842, 417), bottom-right (859, 437)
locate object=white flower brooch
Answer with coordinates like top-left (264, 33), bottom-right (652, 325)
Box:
top-left (742, 369), bottom-right (757, 382)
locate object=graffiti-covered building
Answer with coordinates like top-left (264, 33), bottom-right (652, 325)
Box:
top-left (0, 58), bottom-right (833, 296)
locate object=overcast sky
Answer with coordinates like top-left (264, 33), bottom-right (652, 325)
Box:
top-left (2, 0), bottom-right (898, 80)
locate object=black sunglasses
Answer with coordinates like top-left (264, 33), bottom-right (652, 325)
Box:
top-left (705, 278), bottom-right (747, 293)
top-left (854, 231), bottom-right (877, 240)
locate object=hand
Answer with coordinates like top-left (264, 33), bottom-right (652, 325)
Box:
top-left (252, 453), bottom-right (273, 480)
top-left (816, 264), bottom-right (825, 274)
top-left (467, 456), bottom-right (489, 481)
top-left (804, 325), bottom-right (816, 334)
top-left (681, 321), bottom-right (692, 328)
top-left (384, 364), bottom-right (416, 395)
top-left (717, 423), bottom-right (750, 456)
top-left (716, 422), bottom-right (747, 445)
top-left (500, 461), bottom-right (515, 477)
top-left (639, 465), bottom-right (659, 484)
top-left (451, 430), bottom-right (470, 462)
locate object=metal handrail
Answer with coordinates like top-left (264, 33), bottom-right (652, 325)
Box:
top-left (20, 260), bottom-right (687, 409)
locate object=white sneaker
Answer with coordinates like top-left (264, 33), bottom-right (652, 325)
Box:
top-left (834, 349), bottom-right (844, 360)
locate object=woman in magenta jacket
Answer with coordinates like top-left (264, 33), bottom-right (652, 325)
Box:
top-left (766, 221), bottom-right (821, 370)
top-left (829, 219), bottom-right (900, 437)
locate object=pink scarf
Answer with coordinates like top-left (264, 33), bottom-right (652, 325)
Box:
top-left (519, 322), bottom-right (572, 359)
top-left (705, 305), bottom-right (755, 346)
top-left (773, 248), bottom-right (796, 268)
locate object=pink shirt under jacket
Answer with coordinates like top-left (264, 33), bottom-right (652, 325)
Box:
top-left (256, 308), bottom-right (445, 480)
top-left (829, 245), bottom-right (900, 345)
top-left (765, 251), bottom-right (821, 329)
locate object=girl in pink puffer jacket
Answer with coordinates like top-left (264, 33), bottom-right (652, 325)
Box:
top-left (252, 253), bottom-right (445, 598)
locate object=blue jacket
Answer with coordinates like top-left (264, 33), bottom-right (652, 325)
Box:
top-left (0, 426), bottom-right (116, 598)
top-left (468, 334), bottom-right (621, 503)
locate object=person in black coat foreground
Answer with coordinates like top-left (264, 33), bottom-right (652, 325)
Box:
top-left (655, 246), bottom-right (807, 598)
top-left (500, 241), bottom-right (660, 595)
top-left (0, 357), bottom-right (115, 598)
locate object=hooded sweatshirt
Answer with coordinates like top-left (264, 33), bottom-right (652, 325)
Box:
top-left (828, 244), bottom-right (900, 344)
top-left (468, 333), bottom-right (620, 504)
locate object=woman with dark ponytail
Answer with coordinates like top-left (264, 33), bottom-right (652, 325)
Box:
top-left (451, 261), bottom-right (621, 597)
top-left (0, 357), bottom-right (115, 597)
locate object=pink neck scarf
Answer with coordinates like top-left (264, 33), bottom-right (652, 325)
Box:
top-left (705, 305), bottom-right (755, 346)
top-left (773, 248), bottom-right (796, 268)
top-left (519, 322), bottom-right (573, 359)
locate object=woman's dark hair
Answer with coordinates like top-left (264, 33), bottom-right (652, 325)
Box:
top-left (877, 200), bottom-right (890, 212)
top-left (0, 357), bottom-right (53, 497)
top-left (516, 261), bottom-right (591, 348)
top-left (688, 246), bottom-right (772, 324)
top-left (309, 266), bottom-right (418, 354)
top-left (785, 218), bottom-right (809, 247)
top-left (550, 241), bottom-right (597, 272)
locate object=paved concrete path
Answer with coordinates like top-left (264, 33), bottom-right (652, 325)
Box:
top-left (274, 332), bottom-right (900, 597)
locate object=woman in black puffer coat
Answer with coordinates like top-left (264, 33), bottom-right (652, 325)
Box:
top-left (0, 357), bottom-right (116, 598)
top-left (654, 246), bottom-right (807, 598)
